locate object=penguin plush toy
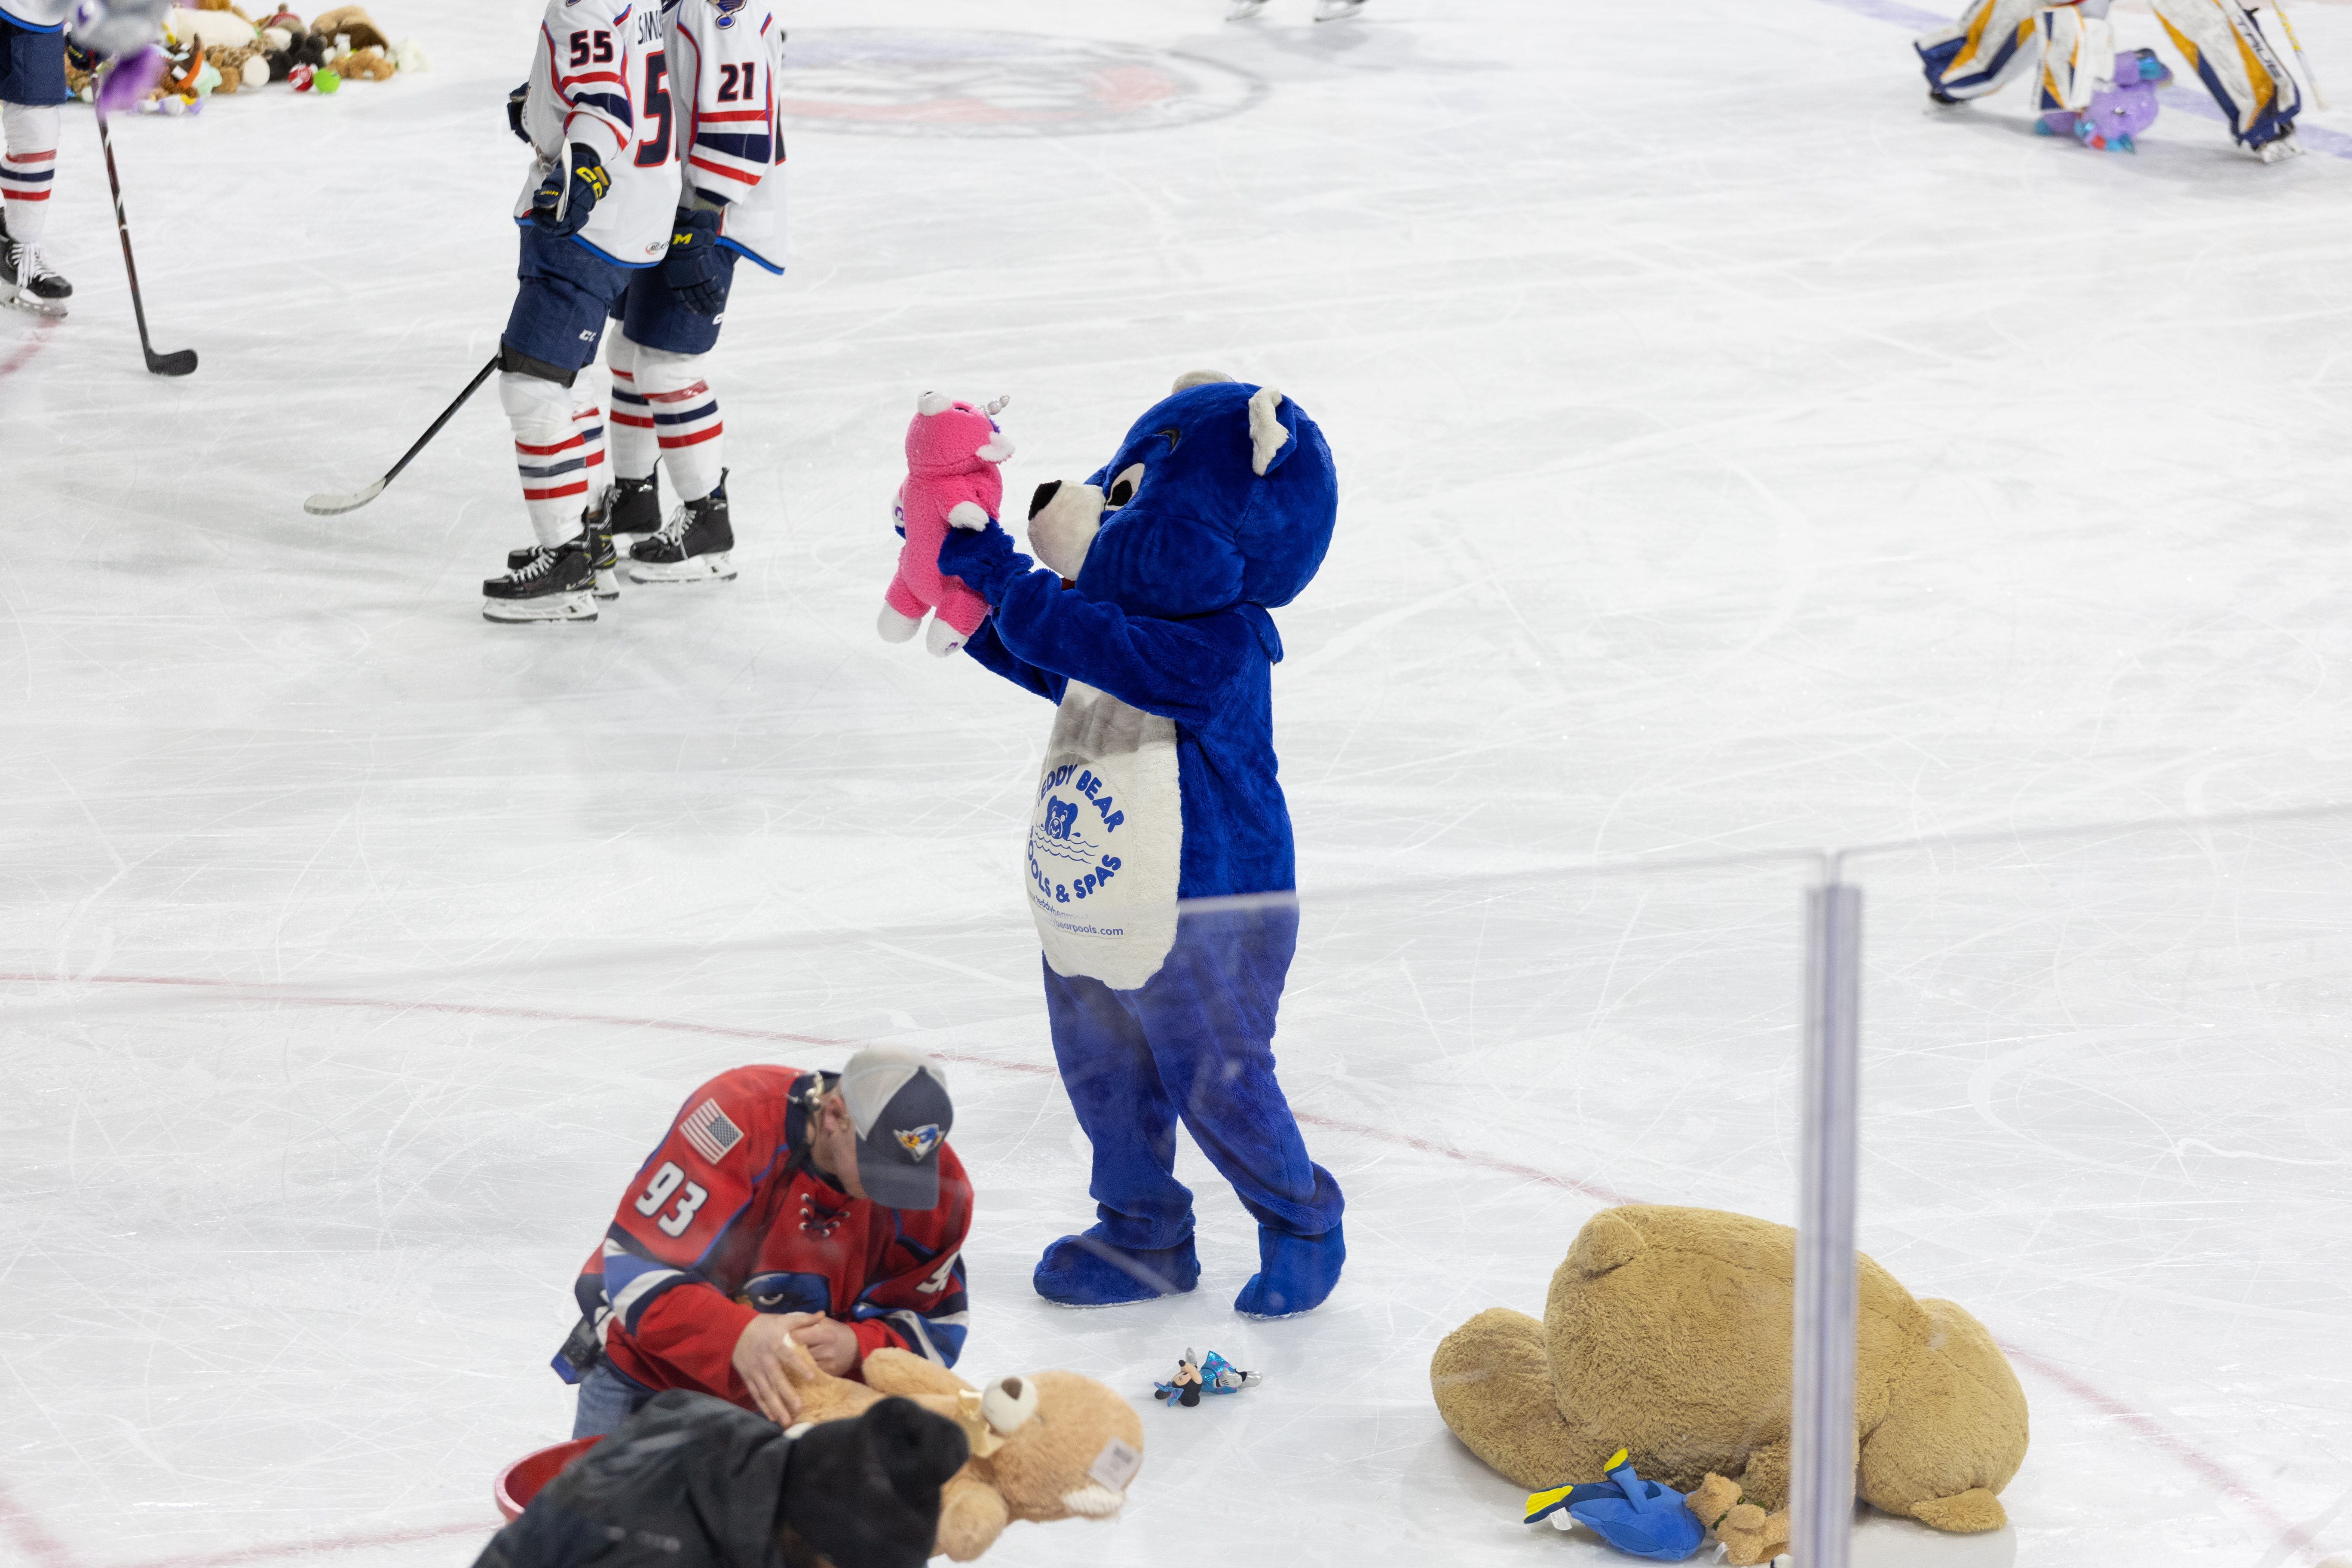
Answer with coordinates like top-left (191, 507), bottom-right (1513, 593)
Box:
top-left (939, 371), bottom-right (1346, 1319)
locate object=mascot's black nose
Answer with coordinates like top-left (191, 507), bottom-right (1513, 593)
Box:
top-left (1028, 481), bottom-right (1061, 520)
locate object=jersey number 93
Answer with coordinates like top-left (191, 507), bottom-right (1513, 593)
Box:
top-left (635, 1159), bottom-right (708, 1237)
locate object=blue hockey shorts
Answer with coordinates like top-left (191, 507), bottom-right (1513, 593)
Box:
top-left (502, 226), bottom-right (636, 378)
top-left (0, 15), bottom-right (70, 107)
top-left (611, 246), bottom-right (739, 358)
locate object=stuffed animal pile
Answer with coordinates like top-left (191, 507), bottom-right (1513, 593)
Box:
top-left (64, 3), bottom-right (429, 113)
top-left (1431, 1205), bottom-right (2030, 1563)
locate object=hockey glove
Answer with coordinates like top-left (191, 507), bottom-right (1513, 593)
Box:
top-left (530, 143), bottom-right (611, 237)
top-left (505, 81), bottom-right (530, 145)
top-left (661, 206), bottom-right (729, 317)
top-left (938, 519), bottom-right (1032, 606)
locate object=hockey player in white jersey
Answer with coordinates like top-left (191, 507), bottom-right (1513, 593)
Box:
top-left (1917, 0), bottom-right (2303, 160)
top-left (591, 0), bottom-right (787, 586)
top-left (1, 0), bottom-right (78, 314)
top-left (480, 0), bottom-right (679, 624)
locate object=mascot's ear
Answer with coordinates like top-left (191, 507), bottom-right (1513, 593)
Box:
top-left (1172, 369), bottom-right (1236, 392)
top-left (1247, 385), bottom-right (1298, 476)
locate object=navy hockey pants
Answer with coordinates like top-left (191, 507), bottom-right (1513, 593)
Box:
top-left (502, 226), bottom-right (635, 376)
top-left (1043, 906), bottom-right (1344, 1252)
top-left (611, 245), bottom-right (738, 357)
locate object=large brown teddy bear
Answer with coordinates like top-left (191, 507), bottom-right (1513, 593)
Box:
top-left (779, 1345), bottom-right (1147, 1562)
top-left (1430, 1206), bottom-right (2027, 1550)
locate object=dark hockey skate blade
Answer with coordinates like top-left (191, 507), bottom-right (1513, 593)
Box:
top-left (304, 478), bottom-right (388, 517)
top-left (625, 553), bottom-right (738, 584)
top-left (145, 346), bottom-right (196, 377)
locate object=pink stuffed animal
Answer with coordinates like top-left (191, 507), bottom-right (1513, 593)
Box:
top-left (881, 391), bottom-right (1014, 658)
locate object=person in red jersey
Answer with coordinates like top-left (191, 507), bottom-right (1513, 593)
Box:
top-left (555, 1045), bottom-right (970, 1437)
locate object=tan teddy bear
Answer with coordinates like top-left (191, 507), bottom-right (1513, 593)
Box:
top-left (1685, 1472), bottom-right (1792, 1566)
top-left (1430, 1205), bottom-right (2027, 1540)
top-left (778, 1345), bottom-right (1147, 1561)
top-left (307, 4), bottom-right (389, 51)
top-left (334, 43), bottom-right (395, 80)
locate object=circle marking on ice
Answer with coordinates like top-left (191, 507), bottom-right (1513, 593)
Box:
top-left (778, 30), bottom-right (1268, 137)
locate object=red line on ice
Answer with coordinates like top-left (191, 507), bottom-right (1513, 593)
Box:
top-left (110, 1521), bottom-right (494, 1568)
top-left (0, 1481), bottom-right (89, 1568)
top-left (0, 315), bottom-right (57, 379)
top-left (1998, 1343), bottom-right (2324, 1562)
top-left (0, 972), bottom-right (2327, 1562)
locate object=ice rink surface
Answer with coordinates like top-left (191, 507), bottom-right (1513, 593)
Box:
top-left (7, 0), bottom-right (2352, 1565)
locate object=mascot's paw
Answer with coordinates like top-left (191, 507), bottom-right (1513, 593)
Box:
top-left (937, 519), bottom-right (1031, 605)
top-left (1034, 1230), bottom-right (1200, 1306)
top-left (1233, 1222), bottom-right (1345, 1319)
top-left (878, 603), bottom-right (922, 644)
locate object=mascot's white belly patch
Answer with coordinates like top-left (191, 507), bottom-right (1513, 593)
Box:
top-left (1026, 681), bottom-right (1182, 990)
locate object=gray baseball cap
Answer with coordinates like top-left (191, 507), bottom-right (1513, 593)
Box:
top-left (839, 1046), bottom-right (956, 1210)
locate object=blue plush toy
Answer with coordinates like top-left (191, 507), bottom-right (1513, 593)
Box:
top-left (938, 371), bottom-right (1346, 1319)
top-left (1522, 1450), bottom-right (1706, 1562)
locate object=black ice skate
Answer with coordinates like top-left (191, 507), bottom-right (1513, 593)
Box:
top-left (508, 514), bottom-right (619, 600)
top-left (627, 472), bottom-right (737, 583)
top-left (605, 473), bottom-right (662, 539)
top-left (484, 535), bottom-right (598, 623)
top-left (0, 215), bottom-right (72, 318)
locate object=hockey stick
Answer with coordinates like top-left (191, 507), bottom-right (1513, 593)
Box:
top-left (94, 112), bottom-right (195, 378)
top-left (303, 355), bottom-right (499, 516)
top-left (2269, 0), bottom-right (2329, 110)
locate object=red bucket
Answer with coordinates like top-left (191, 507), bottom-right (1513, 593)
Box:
top-left (493, 1436), bottom-right (601, 1522)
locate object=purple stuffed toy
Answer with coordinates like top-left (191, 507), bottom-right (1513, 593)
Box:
top-left (2040, 48), bottom-right (2174, 151)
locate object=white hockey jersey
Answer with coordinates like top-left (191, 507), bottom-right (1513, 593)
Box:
top-left (0, 0), bottom-right (71, 30)
top-left (664, 0), bottom-right (787, 273)
top-left (512, 0), bottom-right (679, 269)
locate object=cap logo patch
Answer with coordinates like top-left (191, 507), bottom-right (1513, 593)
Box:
top-left (894, 1123), bottom-right (944, 1162)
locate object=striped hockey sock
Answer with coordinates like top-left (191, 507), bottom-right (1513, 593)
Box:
top-left (606, 336), bottom-right (661, 482)
top-left (0, 104), bottom-right (60, 244)
top-left (502, 371), bottom-right (606, 547)
top-left (633, 345), bottom-right (725, 501)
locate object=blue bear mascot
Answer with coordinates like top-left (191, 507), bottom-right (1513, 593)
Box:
top-left (938, 371), bottom-right (1347, 1318)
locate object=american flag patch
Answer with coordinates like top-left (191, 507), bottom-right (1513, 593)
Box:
top-left (679, 1098), bottom-right (743, 1164)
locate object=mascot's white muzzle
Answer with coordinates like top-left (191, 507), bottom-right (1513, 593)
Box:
top-left (1027, 479), bottom-right (1102, 580)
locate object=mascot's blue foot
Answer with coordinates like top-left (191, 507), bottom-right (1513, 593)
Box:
top-left (1034, 1230), bottom-right (1200, 1306)
top-left (1233, 1222), bottom-right (1345, 1318)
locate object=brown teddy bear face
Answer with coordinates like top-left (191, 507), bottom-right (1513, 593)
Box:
top-left (979, 1372), bottom-right (1146, 1525)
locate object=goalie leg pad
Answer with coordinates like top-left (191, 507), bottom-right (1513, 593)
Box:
top-left (2037, 5), bottom-right (2118, 113)
top-left (1917, 0), bottom-right (2043, 99)
top-left (2148, 0), bottom-right (2300, 147)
